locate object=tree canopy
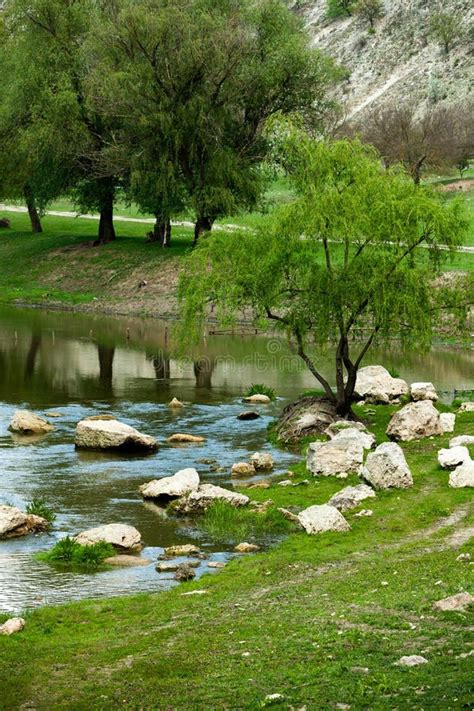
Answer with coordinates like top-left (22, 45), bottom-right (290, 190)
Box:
top-left (178, 130), bottom-right (470, 415)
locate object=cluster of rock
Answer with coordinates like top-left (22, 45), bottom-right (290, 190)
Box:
top-left (231, 452), bottom-right (274, 478)
top-left (438, 436), bottom-right (474, 488)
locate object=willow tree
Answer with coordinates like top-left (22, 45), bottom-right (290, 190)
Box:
top-left (178, 133), bottom-right (470, 418)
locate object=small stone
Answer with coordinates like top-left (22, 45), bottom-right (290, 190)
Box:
top-left (168, 397), bottom-right (184, 408)
top-left (278, 479), bottom-right (292, 487)
top-left (167, 433), bottom-right (205, 443)
top-left (249, 499), bottom-right (273, 513)
top-left (248, 480), bottom-right (271, 490)
top-left (396, 655), bottom-right (428, 667)
top-left (174, 564), bottom-right (196, 582)
top-left (157, 560), bottom-right (200, 572)
top-left (164, 544), bottom-right (201, 556)
top-left (456, 553), bottom-right (471, 562)
top-left (231, 462), bottom-right (256, 477)
top-left (0, 617), bottom-right (25, 635)
top-left (104, 555), bottom-right (151, 567)
top-left (237, 411), bottom-right (261, 420)
top-left (263, 693), bottom-right (285, 705)
top-left (208, 561), bottom-right (226, 568)
top-left (180, 589), bottom-right (207, 596)
top-left (234, 542), bottom-right (260, 553)
top-left (355, 509), bottom-right (373, 517)
top-left (243, 394), bottom-right (271, 404)
top-left (433, 592), bottom-right (473, 612)
top-left (250, 452), bottom-right (274, 471)
top-left (350, 666), bottom-right (369, 674)
top-left (459, 402), bottom-right (474, 413)
top-left (44, 411), bottom-right (63, 418)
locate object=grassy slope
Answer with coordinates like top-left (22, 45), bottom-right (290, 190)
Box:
top-left (0, 405), bottom-right (472, 710)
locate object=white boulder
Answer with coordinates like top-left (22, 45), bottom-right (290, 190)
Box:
top-left (0, 617), bottom-right (25, 635)
top-left (8, 410), bottom-right (54, 436)
top-left (459, 402), bottom-right (474, 413)
top-left (173, 484), bottom-right (249, 514)
top-left (450, 435), bottom-right (474, 448)
top-left (250, 452), bottom-right (274, 471)
top-left (396, 655), bottom-right (428, 667)
top-left (243, 394), bottom-right (271, 404)
top-left (74, 523), bottom-right (142, 550)
top-left (140, 468), bottom-right (200, 499)
top-left (231, 462), bottom-right (256, 477)
top-left (440, 413), bottom-right (456, 433)
top-left (298, 504), bottom-right (351, 534)
top-left (362, 442), bottom-right (413, 489)
top-left (331, 427), bottom-right (376, 450)
top-left (307, 439), bottom-right (364, 478)
top-left (354, 365), bottom-right (409, 403)
top-left (75, 418), bottom-right (158, 452)
top-left (410, 382), bottom-right (438, 402)
top-left (449, 461), bottom-right (474, 488)
top-left (328, 484), bottom-right (376, 512)
top-left (386, 401), bottom-right (443, 442)
top-left (437, 447), bottom-right (470, 470)
top-left (433, 592), bottom-right (473, 612)
top-left (0, 505), bottom-right (49, 539)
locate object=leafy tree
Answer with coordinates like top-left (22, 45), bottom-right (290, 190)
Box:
top-left (354, 0), bottom-right (383, 28)
top-left (326, 0), bottom-right (354, 20)
top-left (177, 132), bottom-right (469, 417)
top-left (98, 0), bottom-right (340, 244)
top-left (429, 11), bottom-right (463, 54)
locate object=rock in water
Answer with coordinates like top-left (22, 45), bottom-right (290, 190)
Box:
top-left (353, 365), bottom-right (409, 403)
top-left (328, 484), bottom-right (376, 512)
top-left (74, 523), bottom-right (142, 551)
top-left (433, 592), bottom-right (473, 612)
top-left (386, 401), bottom-right (443, 441)
top-left (243, 394), bottom-right (271, 404)
top-left (174, 563), bottom-right (196, 582)
top-left (8, 410), bottom-right (54, 435)
top-left (449, 461), bottom-right (474, 488)
top-left (298, 504), bottom-right (350, 534)
top-left (104, 555), bottom-right (151, 567)
top-left (307, 439), bottom-right (364, 478)
top-left (167, 433), bottom-right (205, 443)
top-left (437, 447), bottom-right (470, 470)
top-left (140, 468), bottom-right (200, 499)
top-left (231, 462), bottom-right (256, 477)
top-left (0, 617), bottom-right (25, 635)
top-left (410, 382), bottom-right (438, 402)
top-left (173, 484), bottom-right (249, 515)
top-left (0, 505), bottom-right (49, 539)
top-left (250, 452), bottom-right (274, 471)
top-left (75, 418), bottom-right (158, 452)
top-left (362, 442), bottom-right (413, 489)
top-left (234, 542), bottom-right (260, 553)
top-left (168, 397), bottom-right (184, 408)
top-left (237, 411), bottom-right (261, 420)
top-left (164, 544), bottom-right (201, 556)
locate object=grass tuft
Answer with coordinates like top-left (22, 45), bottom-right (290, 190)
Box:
top-left (245, 383), bottom-right (276, 400)
top-left (26, 499), bottom-right (56, 523)
top-left (38, 537), bottom-right (115, 568)
top-left (200, 501), bottom-right (293, 543)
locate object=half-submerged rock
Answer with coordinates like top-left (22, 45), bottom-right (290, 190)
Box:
top-left (0, 505), bottom-right (49, 540)
top-left (231, 462), bottom-right (256, 477)
top-left (75, 418), bottom-right (158, 453)
top-left (140, 468), bottom-right (200, 500)
top-left (243, 394), bottom-right (271, 404)
top-left (172, 484), bottom-right (249, 515)
top-left (8, 410), bottom-right (54, 436)
top-left (168, 397), bottom-right (184, 408)
top-left (386, 401), bottom-right (443, 442)
top-left (74, 523), bottom-right (142, 551)
top-left (250, 452), bottom-right (274, 471)
top-left (167, 433), bottom-right (205, 443)
top-left (362, 442), bottom-right (413, 489)
top-left (328, 484), bottom-right (376, 512)
top-left (353, 365), bottom-right (409, 404)
top-left (298, 504), bottom-right (350, 534)
top-left (307, 439), bottom-right (364, 478)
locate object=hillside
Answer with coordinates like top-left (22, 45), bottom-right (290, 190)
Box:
top-left (300, 0), bottom-right (473, 120)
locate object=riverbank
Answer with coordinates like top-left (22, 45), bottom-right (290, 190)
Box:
top-left (0, 404), bottom-right (473, 709)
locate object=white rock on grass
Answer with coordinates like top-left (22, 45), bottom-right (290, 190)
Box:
top-left (440, 413), bottom-right (456, 434)
top-left (362, 443), bottom-right (413, 489)
top-left (75, 418), bottom-right (158, 452)
top-left (298, 504), bottom-right (351, 534)
top-left (74, 523), bottom-right (142, 551)
top-left (0, 505), bottom-right (49, 540)
top-left (250, 452), bottom-right (274, 471)
top-left (459, 402), bottom-right (474, 413)
top-left (433, 592), bottom-right (473, 612)
top-left (307, 439), bottom-right (364, 478)
top-left (324, 420), bottom-right (368, 437)
top-left (448, 461), bottom-right (474, 488)
top-left (410, 382), bottom-right (438, 402)
top-left (140, 468), bottom-right (200, 499)
top-left (331, 427), bottom-right (376, 450)
top-left (354, 365), bottom-right (409, 403)
top-left (396, 655), bottom-right (428, 667)
top-left (386, 401), bottom-right (443, 442)
top-left (0, 617), bottom-right (25, 635)
top-left (328, 484), bottom-right (376, 512)
top-left (8, 410), bottom-right (54, 435)
top-left (173, 484), bottom-right (249, 515)
top-left (450, 435), bottom-right (474, 448)
top-left (437, 447), bottom-right (470, 470)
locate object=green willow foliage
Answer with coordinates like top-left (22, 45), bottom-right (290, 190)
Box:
top-left (177, 131), bottom-right (470, 414)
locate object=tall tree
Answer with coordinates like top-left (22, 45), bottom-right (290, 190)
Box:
top-left (177, 132), bottom-right (470, 418)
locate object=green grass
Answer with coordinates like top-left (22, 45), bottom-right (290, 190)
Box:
top-left (37, 537), bottom-right (115, 569)
top-left (200, 500), bottom-right (292, 543)
top-left (0, 405), bottom-right (472, 709)
top-left (25, 499), bottom-right (56, 524)
top-left (244, 383), bottom-right (277, 401)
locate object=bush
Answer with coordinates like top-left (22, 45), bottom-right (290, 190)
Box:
top-left (354, 0), bottom-right (384, 28)
top-left (387, 366), bottom-right (400, 378)
top-left (26, 499), bottom-right (56, 523)
top-left (326, 0), bottom-right (354, 20)
top-left (245, 384), bottom-right (276, 400)
top-left (429, 11), bottom-right (463, 54)
top-left (200, 502), bottom-right (293, 543)
top-left (38, 537), bottom-right (115, 568)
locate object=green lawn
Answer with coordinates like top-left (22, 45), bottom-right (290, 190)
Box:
top-left (0, 405), bottom-right (473, 709)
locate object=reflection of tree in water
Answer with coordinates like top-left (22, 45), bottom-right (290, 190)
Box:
top-left (97, 344), bottom-right (115, 390)
top-left (24, 334), bottom-right (41, 381)
top-left (194, 357), bottom-right (215, 388)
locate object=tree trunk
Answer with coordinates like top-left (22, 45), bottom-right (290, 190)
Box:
top-left (193, 215), bottom-right (214, 246)
top-left (24, 185), bottom-right (42, 234)
top-left (149, 217), bottom-right (171, 247)
top-left (97, 183), bottom-right (116, 244)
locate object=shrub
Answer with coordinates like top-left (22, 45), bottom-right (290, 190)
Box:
top-left (38, 537), bottom-right (115, 568)
top-left (354, 0), bottom-right (384, 28)
top-left (326, 0), bottom-right (354, 20)
top-left (200, 502), bottom-right (293, 543)
top-left (245, 384), bottom-right (276, 400)
top-left (429, 11), bottom-right (463, 54)
top-left (387, 366), bottom-right (400, 378)
top-left (26, 499), bottom-right (56, 523)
